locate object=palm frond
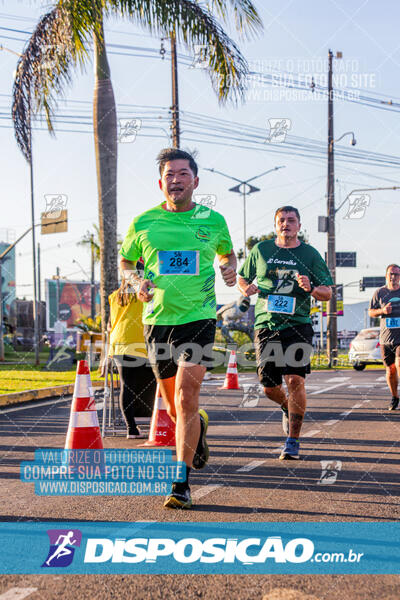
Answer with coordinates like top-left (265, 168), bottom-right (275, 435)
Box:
top-left (105, 0), bottom-right (251, 104)
top-left (12, 4), bottom-right (90, 161)
top-left (206, 0), bottom-right (263, 38)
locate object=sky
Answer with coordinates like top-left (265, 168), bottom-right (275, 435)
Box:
top-left (1, 0), bottom-right (400, 311)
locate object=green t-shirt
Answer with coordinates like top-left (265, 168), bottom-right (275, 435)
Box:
top-left (238, 239), bottom-right (333, 330)
top-left (120, 202), bottom-right (233, 325)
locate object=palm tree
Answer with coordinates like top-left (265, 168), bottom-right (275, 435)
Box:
top-left (78, 224), bottom-right (123, 263)
top-left (12, 0), bottom-right (263, 335)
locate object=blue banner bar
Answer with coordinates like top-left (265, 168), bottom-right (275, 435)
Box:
top-left (0, 522), bottom-right (398, 574)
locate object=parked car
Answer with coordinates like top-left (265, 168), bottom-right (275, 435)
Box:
top-left (348, 327), bottom-right (382, 370)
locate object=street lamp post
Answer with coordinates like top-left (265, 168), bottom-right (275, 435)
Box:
top-left (1, 44), bottom-right (40, 365)
top-left (204, 166), bottom-right (286, 258)
top-left (326, 49), bottom-right (359, 367)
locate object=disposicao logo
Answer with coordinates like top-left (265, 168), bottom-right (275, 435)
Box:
top-left (83, 536), bottom-right (314, 564)
top-left (42, 529), bottom-right (82, 568)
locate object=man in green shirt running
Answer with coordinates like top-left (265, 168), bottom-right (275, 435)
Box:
top-left (120, 148), bottom-right (236, 508)
top-left (238, 206), bottom-right (333, 460)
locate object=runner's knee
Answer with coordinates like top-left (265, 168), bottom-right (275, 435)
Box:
top-left (263, 385), bottom-right (280, 398)
top-left (286, 374), bottom-right (305, 390)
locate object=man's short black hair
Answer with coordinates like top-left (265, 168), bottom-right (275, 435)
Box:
top-left (274, 205), bottom-right (301, 222)
top-left (156, 148), bottom-right (198, 177)
top-left (386, 263), bottom-right (400, 274)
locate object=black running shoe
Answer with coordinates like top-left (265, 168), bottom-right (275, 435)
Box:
top-left (192, 409), bottom-right (209, 470)
top-left (389, 397), bottom-right (399, 411)
top-left (164, 483), bottom-right (192, 509)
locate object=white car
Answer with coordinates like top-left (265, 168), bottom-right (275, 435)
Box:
top-left (348, 327), bottom-right (382, 370)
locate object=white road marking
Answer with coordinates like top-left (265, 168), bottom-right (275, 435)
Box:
top-left (0, 397), bottom-right (70, 414)
top-left (377, 376), bottom-right (386, 381)
top-left (0, 589), bottom-right (38, 600)
top-left (203, 376), bottom-right (254, 386)
top-left (309, 382), bottom-right (348, 395)
top-left (348, 384), bottom-right (385, 389)
top-left (303, 430), bottom-right (320, 437)
top-left (192, 484), bottom-right (222, 500)
top-left (340, 410), bottom-right (352, 417)
top-left (352, 403), bottom-right (362, 408)
top-left (236, 460), bottom-right (266, 472)
top-left (326, 377), bottom-right (350, 383)
top-left (305, 385), bottom-right (323, 390)
top-left (326, 419), bottom-right (339, 426)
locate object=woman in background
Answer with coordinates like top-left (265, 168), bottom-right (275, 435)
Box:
top-left (108, 278), bottom-right (156, 438)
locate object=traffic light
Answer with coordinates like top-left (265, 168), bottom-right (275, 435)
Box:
top-left (359, 280), bottom-right (365, 292)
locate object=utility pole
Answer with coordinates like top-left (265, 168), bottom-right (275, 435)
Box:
top-left (90, 234), bottom-right (95, 320)
top-left (170, 30), bottom-right (180, 148)
top-left (37, 242), bottom-right (41, 338)
top-left (56, 267), bottom-right (60, 321)
top-left (326, 49), bottom-right (338, 367)
top-left (37, 243), bottom-right (41, 303)
top-left (29, 128), bottom-right (40, 366)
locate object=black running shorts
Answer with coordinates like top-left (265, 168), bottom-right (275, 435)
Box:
top-left (381, 343), bottom-right (400, 367)
top-left (255, 323), bottom-right (314, 388)
top-left (143, 319), bottom-right (216, 380)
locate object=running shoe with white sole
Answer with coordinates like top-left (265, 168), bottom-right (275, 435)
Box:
top-left (279, 437), bottom-right (300, 460)
top-left (389, 397), bottom-right (399, 411)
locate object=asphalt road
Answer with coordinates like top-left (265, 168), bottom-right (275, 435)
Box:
top-left (0, 369), bottom-right (399, 599)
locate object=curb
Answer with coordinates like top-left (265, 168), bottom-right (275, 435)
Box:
top-left (0, 381), bottom-right (104, 408)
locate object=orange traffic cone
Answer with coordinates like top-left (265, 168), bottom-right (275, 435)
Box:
top-left (65, 360), bottom-right (103, 450)
top-left (219, 350), bottom-right (241, 390)
top-left (141, 385), bottom-right (176, 447)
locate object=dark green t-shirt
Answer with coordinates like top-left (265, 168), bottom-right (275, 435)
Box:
top-left (369, 286), bottom-right (400, 345)
top-left (120, 202), bottom-right (233, 325)
top-left (238, 239), bottom-right (333, 330)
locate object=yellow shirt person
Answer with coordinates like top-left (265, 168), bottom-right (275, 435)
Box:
top-left (108, 284), bottom-right (156, 438)
top-left (109, 289), bottom-right (147, 359)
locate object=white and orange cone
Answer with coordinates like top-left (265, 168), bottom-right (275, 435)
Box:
top-left (65, 360), bottom-right (103, 450)
top-left (219, 350), bottom-right (241, 390)
top-left (141, 385), bottom-right (176, 447)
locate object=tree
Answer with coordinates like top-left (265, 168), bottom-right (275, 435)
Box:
top-left (237, 230), bottom-right (309, 258)
top-left (78, 224), bottom-right (123, 263)
top-left (12, 0), bottom-right (262, 335)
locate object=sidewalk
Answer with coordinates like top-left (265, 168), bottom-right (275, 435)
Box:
top-left (0, 380), bottom-right (105, 407)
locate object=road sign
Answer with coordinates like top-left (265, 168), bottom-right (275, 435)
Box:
top-left (41, 210), bottom-right (68, 234)
top-left (359, 276), bottom-right (386, 291)
top-left (336, 252), bottom-right (356, 267)
top-left (324, 251), bottom-right (356, 267)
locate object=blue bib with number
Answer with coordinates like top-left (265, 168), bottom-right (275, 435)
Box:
top-left (386, 317), bottom-right (400, 328)
top-left (158, 250), bottom-right (199, 275)
top-left (266, 295), bottom-right (296, 315)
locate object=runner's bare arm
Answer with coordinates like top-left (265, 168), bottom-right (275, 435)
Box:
top-left (217, 250), bottom-right (237, 287)
top-left (310, 285), bottom-right (332, 301)
top-left (119, 257), bottom-right (154, 301)
top-left (369, 303), bottom-right (392, 317)
top-left (296, 274), bottom-right (332, 300)
top-left (237, 276), bottom-right (259, 296)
